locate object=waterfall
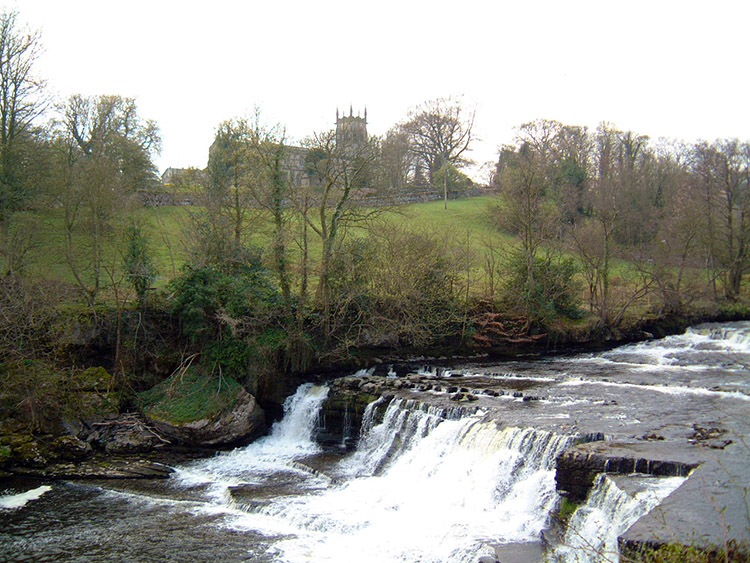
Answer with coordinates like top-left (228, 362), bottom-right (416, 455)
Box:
top-left (256, 397), bottom-right (576, 563)
top-left (171, 387), bottom-right (687, 563)
top-left (549, 473), bottom-right (686, 563)
top-left (266, 383), bottom-right (330, 447)
top-left (686, 321), bottom-right (750, 350)
top-left (173, 383), bottom-right (329, 488)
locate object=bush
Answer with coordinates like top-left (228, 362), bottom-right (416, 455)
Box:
top-left (123, 224), bottom-right (157, 304)
top-left (632, 540), bottom-right (750, 563)
top-left (325, 227), bottom-right (462, 348)
top-left (503, 251), bottom-right (582, 330)
top-left (168, 255), bottom-right (277, 378)
top-left (0, 361), bottom-right (119, 431)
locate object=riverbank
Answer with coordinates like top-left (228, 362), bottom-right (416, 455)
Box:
top-left (4, 324), bottom-right (748, 562)
top-left (2, 306), bottom-right (748, 480)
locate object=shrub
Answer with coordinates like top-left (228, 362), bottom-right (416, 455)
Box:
top-left (503, 251), bottom-right (582, 330)
top-left (168, 254), bottom-right (277, 378)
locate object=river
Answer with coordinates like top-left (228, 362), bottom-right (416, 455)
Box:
top-left (2, 322), bottom-right (749, 562)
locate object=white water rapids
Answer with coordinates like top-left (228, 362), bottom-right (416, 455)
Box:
top-left (3, 322), bottom-right (749, 562)
top-left (549, 474), bottom-right (686, 563)
top-left (170, 389), bottom-right (574, 562)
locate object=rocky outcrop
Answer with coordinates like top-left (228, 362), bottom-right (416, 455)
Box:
top-left (618, 443), bottom-right (750, 558)
top-left (0, 432), bottom-right (92, 469)
top-left (555, 441), bottom-right (701, 502)
top-left (317, 372), bottom-right (482, 447)
top-left (317, 381), bottom-right (383, 448)
top-left (145, 388), bottom-right (266, 447)
top-left (10, 456), bottom-right (174, 479)
top-left (67, 413), bottom-right (168, 454)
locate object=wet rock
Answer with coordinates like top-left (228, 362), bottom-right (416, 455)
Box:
top-left (49, 435), bottom-right (91, 461)
top-left (12, 438), bottom-right (48, 467)
top-left (10, 457), bottom-right (174, 479)
top-left (0, 433), bottom-right (91, 468)
top-left (316, 386), bottom-right (383, 448)
top-left (492, 541), bottom-right (545, 563)
top-left (555, 442), bottom-right (700, 502)
top-left (103, 426), bottom-right (164, 454)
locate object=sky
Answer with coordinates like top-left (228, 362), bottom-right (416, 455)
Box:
top-left (8, 0), bottom-right (750, 179)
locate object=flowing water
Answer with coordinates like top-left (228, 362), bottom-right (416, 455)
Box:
top-left (549, 474), bottom-right (686, 563)
top-left (2, 322), bottom-right (750, 562)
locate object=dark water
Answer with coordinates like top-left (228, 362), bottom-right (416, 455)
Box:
top-left (2, 322), bottom-right (749, 563)
top-left (1, 479), bottom-right (275, 562)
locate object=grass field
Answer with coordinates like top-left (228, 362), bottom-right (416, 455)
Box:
top-left (11, 192), bottom-right (680, 319)
top-left (14, 194), bottom-right (512, 293)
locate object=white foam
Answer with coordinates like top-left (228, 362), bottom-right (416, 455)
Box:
top-left (0, 485), bottom-right (52, 510)
top-left (235, 400), bottom-right (575, 562)
top-left (559, 378), bottom-right (750, 401)
top-left (173, 383), bottom-right (330, 488)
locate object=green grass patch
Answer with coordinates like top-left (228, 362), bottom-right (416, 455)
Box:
top-left (387, 196), bottom-right (511, 242)
top-left (556, 496), bottom-right (580, 523)
top-left (139, 368), bottom-right (243, 424)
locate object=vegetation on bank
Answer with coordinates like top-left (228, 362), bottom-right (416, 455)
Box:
top-left (0, 6), bottom-right (749, 444)
top-left (623, 540), bottom-right (750, 563)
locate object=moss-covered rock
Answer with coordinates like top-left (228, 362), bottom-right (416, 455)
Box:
top-left (49, 435), bottom-right (91, 461)
top-left (140, 369), bottom-right (265, 447)
top-left (0, 444), bottom-right (12, 466)
top-left (0, 432), bottom-right (92, 468)
top-left (76, 366), bottom-right (114, 392)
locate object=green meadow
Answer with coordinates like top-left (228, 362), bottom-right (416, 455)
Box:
top-left (22, 195), bottom-right (512, 292)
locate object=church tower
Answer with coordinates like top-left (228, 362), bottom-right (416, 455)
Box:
top-left (335, 106), bottom-right (368, 153)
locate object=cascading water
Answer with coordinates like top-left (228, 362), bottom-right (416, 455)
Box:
top-left (5, 322), bottom-right (748, 562)
top-left (549, 474), bottom-right (686, 563)
top-left (219, 397), bottom-right (576, 562)
top-left (173, 383), bottom-right (330, 495)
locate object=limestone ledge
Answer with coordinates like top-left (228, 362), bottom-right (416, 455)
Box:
top-left (555, 441), bottom-right (702, 502)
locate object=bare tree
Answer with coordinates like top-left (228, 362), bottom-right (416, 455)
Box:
top-left (0, 11), bottom-right (45, 248)
top-left (494, 120), bottom-right (566, 328)
top-left (206, 118), bottom-right (258, 248)
top-left (691, 139), bottom-right (750, 299)
top-left (298, 129), bottom-right (380, 333)
top-left (54, 94), bottom-right (160, 307)
top-left (378, 126), bottom-right (414, 191)
top-left (404, 96), bottom-right (475, 208)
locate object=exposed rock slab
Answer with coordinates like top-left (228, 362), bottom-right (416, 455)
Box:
top-left (620, 442), bottom-right (750, 555)
top-left (9, 456), bottom-right (174, 479)
top-left (555, 441), bottom-right (702, 502)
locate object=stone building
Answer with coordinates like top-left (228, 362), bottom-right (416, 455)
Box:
top-left (335, 106), bottom-right (368, 154)
top-left (197, 109), bottom-right (369, 189)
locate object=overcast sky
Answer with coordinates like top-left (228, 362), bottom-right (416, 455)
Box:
top-left (9, 0), bottom-right (750, 178)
